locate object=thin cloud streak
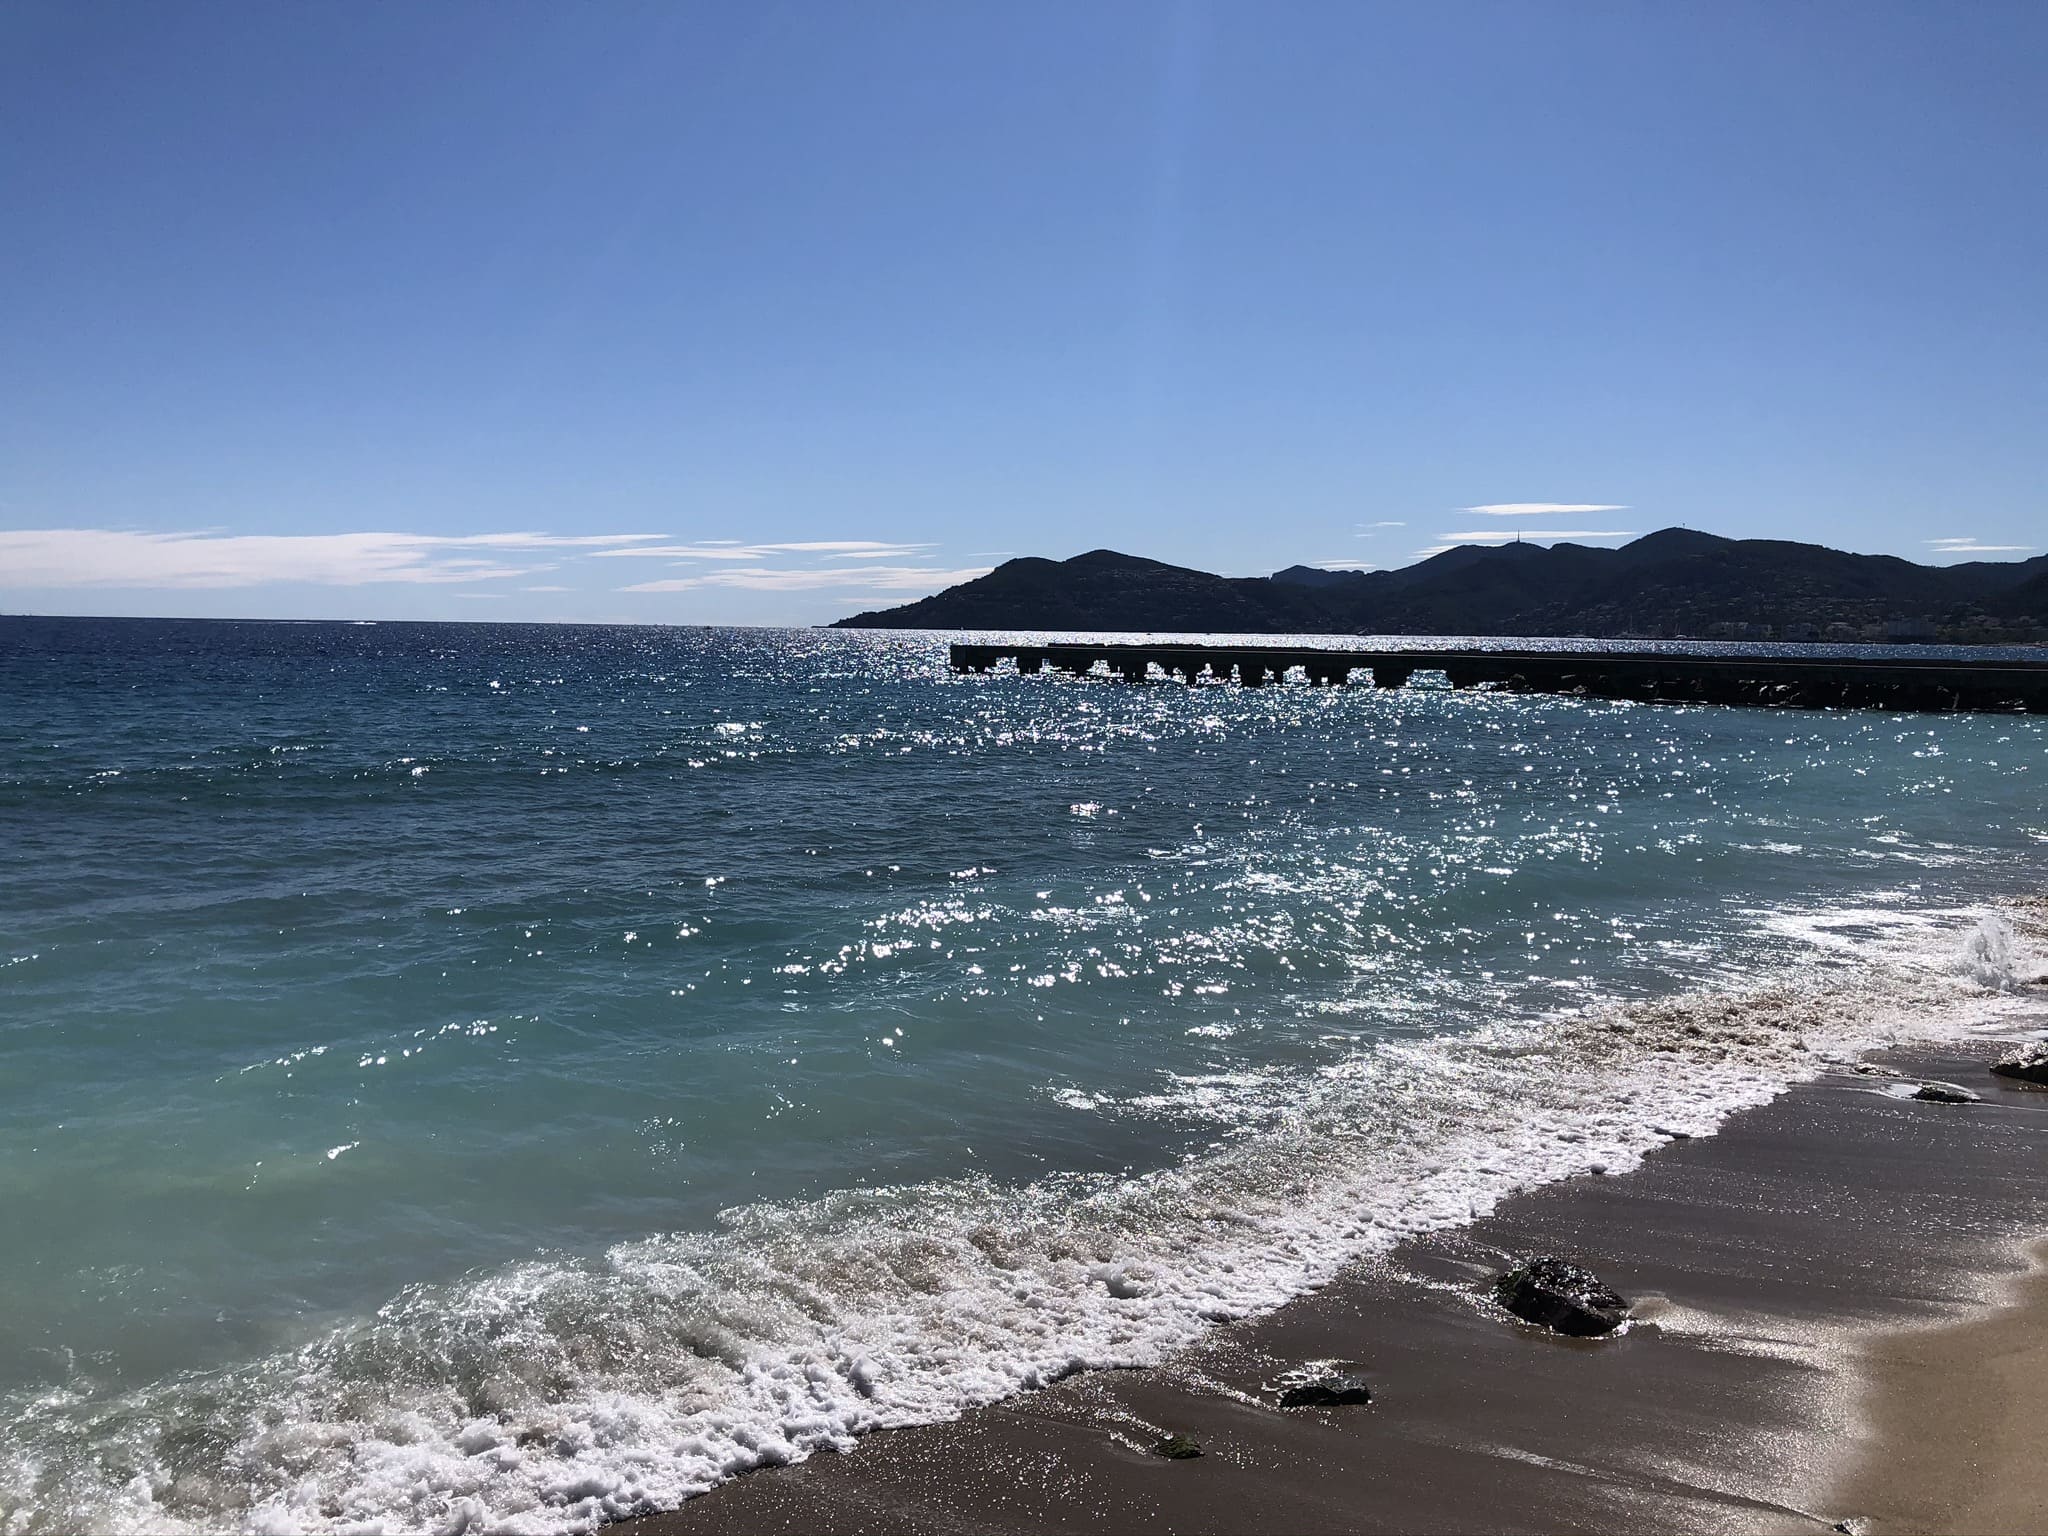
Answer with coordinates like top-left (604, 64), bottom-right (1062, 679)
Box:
top-left (1460, 503), bottom-right (1628, 516)
top-left (1440, 529), bottom-right (1640, 542)
top-left (0, 528), bottom-right (664, 589)
top-left (589, 540), bottom-right (934, 562)
top-left (622, 565), bottom-right (992, 594)
top-left (1925, 537), bottom-right (2033, 554)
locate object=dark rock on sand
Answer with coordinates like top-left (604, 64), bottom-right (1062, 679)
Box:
top-left (1989, 1043), bottom-right (2048, 1086)
top-left (1277, 1370), bottom-right (1374, 1408)
top-left (1493, 1257), bottom-right (1630, 1336)
top-left (1152, 1434), bottom-right (1202, 1460)
top-left (1911, 1082), bottom-right (1981, 1104)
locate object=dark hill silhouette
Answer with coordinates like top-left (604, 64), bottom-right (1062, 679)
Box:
top-left (1271, 563), bottom-right (1361, 589)
top-left (834, 530), bottom-right (2047, 643)
top-left (845, 549), bottom-right (1328, 633)
top-left (1991, 566), bottom-right (2048, 621)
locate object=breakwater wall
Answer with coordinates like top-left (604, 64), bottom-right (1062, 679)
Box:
top-left (948, 642), bottom-right (2048, 713)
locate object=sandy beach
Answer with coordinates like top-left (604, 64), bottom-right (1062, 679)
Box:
top-left (632, 1028), bottom-right (2048, 1536)
top-left (1824, 1236), bottom-right (2048, 1536)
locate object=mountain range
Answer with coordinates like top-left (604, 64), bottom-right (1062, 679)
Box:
top-left (834, 530), bottom-right (2048, 643)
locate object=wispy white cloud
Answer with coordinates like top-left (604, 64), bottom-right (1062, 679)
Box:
top-left (1440, 529), bottom-right (1639, 542)
top-left (622, 565), bottom-right (991, 594)
top-left (1356, 520), bottom-right (1406, 531)
top-left (783, 541), bottom-right (934, 557)
top-left (0, 528), bottom-right (665, 589)
top-left (1308, 558), bottom-right (1375, 570)
top-left (1412, 545), bottom-right (1454, 558)
top-left (1925, 537), bottom-right (2033, 555)
top-left (586, 545), bottom-right (761, 561)
top-left (0, 529), bottom-right (987, 600)
top-left (589, 540), bottom-right (934, 562)
top-left (1460, 503), bottom-right (1628, 516)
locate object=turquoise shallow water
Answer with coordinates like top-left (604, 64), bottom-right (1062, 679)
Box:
top-left (1, 616), bottom-right (2043, 1533)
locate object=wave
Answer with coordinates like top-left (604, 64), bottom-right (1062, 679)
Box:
top-left (1, 905), bottom-right (2038, 1536)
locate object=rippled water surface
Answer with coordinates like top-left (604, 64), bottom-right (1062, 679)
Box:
top-left (1, 616), bottom-right (2042, 1533)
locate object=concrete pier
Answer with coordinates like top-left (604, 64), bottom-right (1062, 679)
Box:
top-left (947, 642), bottom-right (2048, 713)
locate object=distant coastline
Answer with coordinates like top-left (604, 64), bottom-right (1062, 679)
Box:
top-left (835, 529), bottom-right (2048, 645)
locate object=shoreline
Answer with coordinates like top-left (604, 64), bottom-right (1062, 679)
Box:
top-left (631, 1028), bottom-right (2048, 1535)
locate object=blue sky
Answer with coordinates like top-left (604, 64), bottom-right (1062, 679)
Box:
top-left (2, 2), bottom-right (2041, 624)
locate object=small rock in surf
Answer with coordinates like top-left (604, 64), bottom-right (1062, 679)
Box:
top-left (1277, 1370), bottom-right (1373, 1407)
top-left (1910, 1081), bottom-right (1981, 1103)
top-left (1153, 1434), bottom-right (1203, 1459)
top-left (1989, 1043), bottom-right (2048, 1086)
top-left (1493, 1257), bottom-right (1630, 1336)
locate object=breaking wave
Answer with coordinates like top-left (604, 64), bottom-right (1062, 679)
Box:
top-left (2, 906), bottom-right (2038, 1536)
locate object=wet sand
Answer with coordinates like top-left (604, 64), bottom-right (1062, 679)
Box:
top-left (633, 1032), bottom-right (2048, 1535)
top-left (1826, 1237), bottom-right (2048, 1536)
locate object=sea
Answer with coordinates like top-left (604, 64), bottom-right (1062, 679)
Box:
top-left (1, 615), bottom-right (2042, 1535)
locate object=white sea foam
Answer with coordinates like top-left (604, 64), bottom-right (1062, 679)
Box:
top-left (1957, 912), bottom-right (2022, 989)
top-left (1, 906), bottom-right (2038, 1536)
